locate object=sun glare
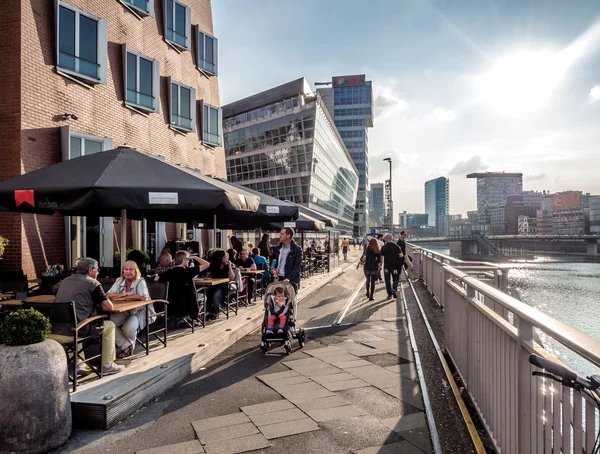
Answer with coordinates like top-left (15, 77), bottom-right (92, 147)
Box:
top-left (478, 50), bottom-right (568, 117)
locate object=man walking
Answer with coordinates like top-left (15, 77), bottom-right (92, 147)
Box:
top-left (380, 233), bottom-right (403, 299)
top-left (397, 230), bottom-right (410, 280)
top-left (272, 227), bottom-right (303, 293)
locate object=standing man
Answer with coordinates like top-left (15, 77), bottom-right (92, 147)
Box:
top-left (380, 233), bottom-right (402, 299)
top-left (341, 237), bottom-right (350, 260)
top-left (272, 227), bottom-right (303, 292)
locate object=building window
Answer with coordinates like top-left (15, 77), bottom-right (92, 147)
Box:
top-left (120, 0), bottom-right (153, 17)
top-left (197, 28), bottom-right (218, 76)
top-left (202, 103), bottom-right (222, 146)
top-left (56, 1), bottom-right (107, 84)
top-left (123, 46), bottom-right (160, 113)
top-left (169, 79), bottom-right (196, 132)
top-left (164, 0), bottom-right (191, 50)
top-left (61, 127), bottom-right (113, 160)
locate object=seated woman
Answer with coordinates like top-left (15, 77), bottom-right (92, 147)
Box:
top-left (266, 286), bottom-right (290, 335)
top-left (205, 250), bottom-right (234, 320)
top-left (106, 261), bottom-right (154, 359)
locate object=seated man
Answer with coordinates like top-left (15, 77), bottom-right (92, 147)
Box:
top-left (235, 249), bottom-right (256, 302)
top-left (155, 252), bottom-right (174, 275)
top-left (53, 257), bottom-right (124, 376)
top-left (157, 251), bottom-right (209, 324)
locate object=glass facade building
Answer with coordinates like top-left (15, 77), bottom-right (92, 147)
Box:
top-left (424, 177), bottom-right (449, 227)
top-left (467, 172), bottom-right (523, 225)
top-left (222, 78), bottom-right (359, 233)
top-left (369, 183), bottom-right (384, 225)
top-left (318, 75), bottom-right (374, 237)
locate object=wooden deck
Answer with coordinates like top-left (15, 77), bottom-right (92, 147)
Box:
top-left (70, 263), bottom-right (352, 429)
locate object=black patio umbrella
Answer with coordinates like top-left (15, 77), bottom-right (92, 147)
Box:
top-left (285, 201), bottom-right (339, 228)
top-left (0, 147), bottom-right (260, 266)
top-left (266, 210), bottom-right (326, 232)
top-left (190, 181), bottom-right (299, 229)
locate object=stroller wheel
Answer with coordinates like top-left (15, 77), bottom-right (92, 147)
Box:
top-left (298, 329), bottom-right (306, 348)
top-left (284, 343), bottom-right (292, 355)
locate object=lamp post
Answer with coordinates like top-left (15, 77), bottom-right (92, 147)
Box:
top-left (383, 158), bottom-right (393, 235)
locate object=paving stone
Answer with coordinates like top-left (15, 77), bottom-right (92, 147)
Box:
top-left (386, 363), bottom-right (418, 380)
top-left (304, 405), bottom-right (367, 422)
top-left (272, 381), bottom-right (323, 395)
top-left (297, 365), bottom-right (345, 377)
top-left (381, 412), bottom-right (428, 433)
top-left (256, 370), bottom-right (300, 384)
top-left (249, 407), bottom-right (309, 426)
top-left (137, 440), bottom-right (204, 454)
top-left (203, 434), bottom-right (271, 454)
top-left (294, 395), bottom-right (349, 412)
top-left (285, 388), bottom-right (336, 404)
top-left (197, 422), bottom-right (258, 445)
top-left (272, 375), bottom-right (313, 387)
top-left (368, 377), bottom-right (406, 390)
top-left (303, 347), bottom-right (346, 358)
top-left (191, 413), bottom-right (250, 434)
top-left (240, 399), bottom-right (296, 416)
top-left (382, 386), bottom-right (424, 410)
top-left (282, 357), bottom-right (327, 368)
top-left (318, 354), bottom-right (362, 365)
top-left (258, 417), bottom-right (320, 439)
top-left (355, 441), bottom-right (426, 454)
top-left (336, 341), bottom-right (385, 357)
top-left (335, 359), bottom-right (373, 369)
top-left (399, 428), bottom-right (433, 454)
top-left (321, 379), bottom-right (371, 391)
top-left (347, 365), bottom-right (398, 383)
top-left (311, 372), bottom-right (356, 384)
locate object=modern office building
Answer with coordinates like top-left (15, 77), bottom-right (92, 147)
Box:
top-left (424, 177), bottom-right (449, 227)
top-left (369, 183), bottom-right (385, 225)
top-left (467, 172), bottom-right (523, 225)
top-left (437, 214), bottom-right (461, 237)
top-left (536, 195), bottom-right (554, 235)
top-left (0, 0), bottom-right (223, 277)
top-left (407, 213), bottom-right (429, 227)
top-left (317, 75), bottom-right (374, 237)
top-left (398, 211), bottom-right (409, 228)
top-left (222, 78), bottom-right (359, 233)
top-left (522, 190), bottom-right (544, 210)
top-left (590, 196), bottom-right (600, 234)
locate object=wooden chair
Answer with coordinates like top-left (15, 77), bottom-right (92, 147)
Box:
top-left (23, 301), bottom-right (105, 392)
top-left (192, 281), bottom-right (207, 329)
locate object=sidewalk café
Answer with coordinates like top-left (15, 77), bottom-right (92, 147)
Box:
top-left (0, 147), bottom-right (343, 393)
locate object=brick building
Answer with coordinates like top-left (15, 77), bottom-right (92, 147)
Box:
top-left (0, 0), bottom-right (223, 277)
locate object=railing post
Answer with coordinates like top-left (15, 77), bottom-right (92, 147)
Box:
top-left (517, 316), bottom-right (533, 454)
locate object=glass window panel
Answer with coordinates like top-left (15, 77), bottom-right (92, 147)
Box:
top-left (79, 15), bottom-right (98, 78)
top-left (139, 57), bottom-right (153, 108)
top-left (205, 35), bottom-right (214, 64)
top-left (171, 83), bottom-right (178, 123)
top-left (166, 0), bottom-right (173, 40)
top-left (128, 0), bottom-right (148, 11)
top-left (126, 53), bottom-right (137, 103)
top-left (58, 7), bottom-right (76, 70)
top-left (174, 3), bottom-right (186, 45)
top-left (85, 139), bottom-right (102, 155)
top-left (198, 32), bottom-right (204, 61)
top-left (70, 136), bottom-right (82, 158)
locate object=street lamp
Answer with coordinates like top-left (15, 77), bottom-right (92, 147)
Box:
top-left (383, 158), bottom-right (393, 234)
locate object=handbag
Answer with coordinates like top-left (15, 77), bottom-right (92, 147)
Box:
top-left (356, 249), bottom-right (367, 269)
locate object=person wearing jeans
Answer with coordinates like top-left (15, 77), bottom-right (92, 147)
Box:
top-left (205, 250), bottom-right (234, 320)
top-left (363, 238), bottom-right (381, 301)
top-left (380, 233), bottom-right (403, 299)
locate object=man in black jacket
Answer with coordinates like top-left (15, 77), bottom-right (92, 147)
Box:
top-left (273, 227), bottom-right (303, 292)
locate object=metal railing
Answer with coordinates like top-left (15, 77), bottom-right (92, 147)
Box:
top-left (408, 243), bottom-right (600, 454)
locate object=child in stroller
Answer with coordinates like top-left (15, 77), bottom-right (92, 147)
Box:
top-left (266, 286), bottom-right (289, 335)
top-left (260, 281), bottom-right (306, 354)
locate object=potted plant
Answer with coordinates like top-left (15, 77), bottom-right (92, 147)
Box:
top-left (0, 234), bottom-right (8, 274)
top-left (0, 308), bottom-right (72, 453)
top-left (113, 248), bottom-right (152, 276)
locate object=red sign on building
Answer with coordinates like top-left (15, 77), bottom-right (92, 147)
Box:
top-left (333, 75), bottom-right (366, 88)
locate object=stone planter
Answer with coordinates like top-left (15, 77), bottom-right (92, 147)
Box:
top-left (0, 340), bottom-right (72, 453)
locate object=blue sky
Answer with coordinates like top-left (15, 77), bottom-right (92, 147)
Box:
top-left (213, 0), bottom-right (600, 216)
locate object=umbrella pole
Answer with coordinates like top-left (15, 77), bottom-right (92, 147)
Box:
top-left (213, 214), bottom-right (217, 249)
top-left (121, 209), bottom-right (127, 269)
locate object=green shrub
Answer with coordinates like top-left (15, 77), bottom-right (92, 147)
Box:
top-left (0, 308), bottom-right (51, 346)
top-left (0, 235), bottom-right (8, 257)
top-left (114, 248), bottom-right (151, 266)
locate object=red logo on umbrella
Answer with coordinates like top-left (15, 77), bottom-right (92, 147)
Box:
top-left (15, 190), bottom-right (35, 207)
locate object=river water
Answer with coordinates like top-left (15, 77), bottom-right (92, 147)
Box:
top-left (423, 246), bottom-right (600, 376)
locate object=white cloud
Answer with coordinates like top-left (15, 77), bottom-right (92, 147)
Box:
top-left (590, 85), bottom-right (600, 100)
top-left (373, 84), bottom-right (408, 120)
top-left (428, 106), bottom-right (457, 122)
top-left (449, 155), bottom-right (488, 175)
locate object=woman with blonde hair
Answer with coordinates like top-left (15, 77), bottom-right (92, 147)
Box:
top-left (106, 260), bottom-right (155, 358)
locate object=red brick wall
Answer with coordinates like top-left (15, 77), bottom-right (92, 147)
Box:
top-left (2, 0), bottom-right (224, 277)
top-left (0, 2), bottom-right (23, 274)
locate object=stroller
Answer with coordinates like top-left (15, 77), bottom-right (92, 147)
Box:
top-left (259, 281), bottom-right (306, 355)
